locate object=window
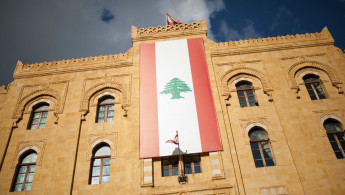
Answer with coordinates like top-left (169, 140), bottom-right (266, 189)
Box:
top-left (324, 119), bottom-right (345, 159)
top-left (90, 144), bottom-right (111, 184)
top-left (303, 74), bottom-right (326, 100)
top-left (96, 97), bottom-right (114, 123)
top-left (29, 103), bottom-right (49, 129)
top-left (236, 81), bottom-right (258, 107)
top-left (249, 128), bottom-right (275, 167)
top-left (12, 151), bottom-right (37, 192)
top-left (161, 154), bottom-right (201, 177)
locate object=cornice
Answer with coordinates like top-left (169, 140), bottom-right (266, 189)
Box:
top-left (211, 27), bottom-right (334, 57)
top-left (13, 48), bottom-right (133, 79)
top-left (131, 19), bottom-right (207, 42)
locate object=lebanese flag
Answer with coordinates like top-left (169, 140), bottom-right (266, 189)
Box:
top-left (166, 12), bottom-right (181, 26)
top-left (166, 132), bottom-right (179, 145)
top-left (139, 38), bottom-right (223, 159)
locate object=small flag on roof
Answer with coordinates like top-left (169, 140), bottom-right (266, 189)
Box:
top-left (166, 131), bottom-right (179, 145)
top-left (166, 12), bottom-right (182, 26)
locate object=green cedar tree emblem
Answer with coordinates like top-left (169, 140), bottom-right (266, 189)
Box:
top-left (160, 78), bottom-right (192, 99)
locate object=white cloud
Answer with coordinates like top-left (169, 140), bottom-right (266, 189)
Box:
top-left (0, 0), bottom-right (226, 85)
top-left (219, 20), bottom-right (261, 41)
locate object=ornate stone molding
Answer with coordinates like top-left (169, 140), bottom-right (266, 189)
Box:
top-left (211, 27), bottom-right (334, 56)
top-left (286, 60), bottom-right (342, 93)
top-left (13, 48), bottom-right (133, 79)
top-left (11, 140), bottom-right (46, 168)
top-left (0, 85), bottom-right (8, 94)
top-left (87, 133), bottom-right (117, 160)
top-left (220, 67), bottom-right (273, 100)
top-left (313, 109), bottom-right (343, 135)
top-left (12, 88), bottom-right (65, 126)
top-left (131, 19), bottom-right (207, 42)
top-left (80, 82), bottom-right (130, 116)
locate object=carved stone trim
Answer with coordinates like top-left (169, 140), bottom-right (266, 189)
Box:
top-left (80, 82), bottom-right (130, 116)
top-left (211, 27), bottom-right (334, 56)
top-left (239, 117), bottom-right (274, 142)
top-left (11, 140), bottom-right (46, 168)
top-left (313, 109), bottom-right (343, 136)
top-left (87, 133), bottom-right (117, 160)
top-left (220, 67), bottom-right (273, 100)
top-left (14, 49), bottom-right (133, 79)
top-left (12, 88), bottom-right (65, 124)
top-left (287, 60), bottom-right (342, 93)
top-left (131, 19), bottom-right (207, 42)
top-left (0, 85), bottom-right (8, 94)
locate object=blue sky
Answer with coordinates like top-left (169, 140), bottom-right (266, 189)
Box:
top-left (0, 0), bottom-right (344, 86)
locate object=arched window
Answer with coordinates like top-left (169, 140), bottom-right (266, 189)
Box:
top-left (96, 97), bottom-right (114, 123)
top-left (324, 119), bottom-right (345, 159)
top-left (249, 128), bottom-right (275, 167)
top-left (236, 81), bottom-right (258, 107)
top-left (90, 144), bottom-right (111, 184)
top-left (12, 151), bottom-right (37, 192)
top-left (303, 74), bottom-right (326, 100)
top-left (29, 103), bottom-right (49, 129)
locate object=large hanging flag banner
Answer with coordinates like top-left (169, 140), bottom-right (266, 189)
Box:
top-left (139, 38), bottom-right (223, 158)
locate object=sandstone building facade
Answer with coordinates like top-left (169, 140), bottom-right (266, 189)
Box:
top-left (0, 19), bottom-right (345, 194)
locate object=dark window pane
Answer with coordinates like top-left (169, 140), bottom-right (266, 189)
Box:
top-left (310, 95), bottom-right (317, 100)
top-left (98, 112), bottom-right (105, 117)
top-left (238, 97), bottom-right (246, 103)
top-left (98, 118), bottom-right (105, 123)
top-left (172, 168), bottom-right (178, 176)
top-left (340, 141), bottom-right (345, 150)
top-left (237, 91), bottom-right (245, 96)
top-left (100, 98), bottom-right (114, 104)
top-left (330, 141), bottom-right (340, 151)
top-left (249, 130), bottom-right (267, 140)
top-left (32, 119), bottom-right (39, 124)
top-left (185, 164), bottom-right (192, 174)
top-left (328, 134), bottom-right (335, 141)
top-left (250, 143), bottom-right (259, 149)
top-left (335, 151), bottom-right (344, 159)
top-left (246, 90), bottom-right (254, 96)
top-left (33, 113), bottom-right (40, 118)
top-left (247, 96), bottom-right (256, 102)
top-left (240, 103), bottom-right (247, 107)
top-left (38, 124), bottom-right (45, 129)
top-left (336, 133), bottom-right (345, 141)
top-left (40, 118), bottom-right (46, 124)
top-left (265, 159), bottom-right (275, 166)
top-left (305, 84), bottom-right (312, 89)
top-left (307, 89), bottom-right (316, 96)
top-left (237, 83), bottom-right (252, 89)
top-left (99, 106), bottom-right (106, 111)
top-left (254, 160), bottom-right (264, 167)
top-left (252, 150), bottom-right (262, 160)
top-left (162, 169), bottom-right (170, 177)
top-left (249, 102), bottom-right (258, 107)
top-left (194, 166), bottom-right (201, 173)
top-left (318, 95), bottom-right (326, 99)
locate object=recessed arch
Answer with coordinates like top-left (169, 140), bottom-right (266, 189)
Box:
top-left (220, 67), bottom-right (273, 100)
top-left (12, 89), bottom-right (63, 123)
top-left (287, 60), bottom-right (342, 91)
top-left (80, 82), bottom-right (129, 115)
